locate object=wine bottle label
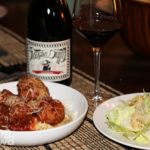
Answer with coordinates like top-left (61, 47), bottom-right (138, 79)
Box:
top-left (26, 38), bottom-right (70, 82)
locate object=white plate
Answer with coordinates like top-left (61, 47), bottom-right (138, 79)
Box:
top-left (0, 81), bottom-right (88, 146)
top-left (93, 93), bottom-right (150, 150)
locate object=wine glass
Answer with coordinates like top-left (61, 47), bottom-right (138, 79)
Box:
top-left (72, 0), bottom-right (123, 102)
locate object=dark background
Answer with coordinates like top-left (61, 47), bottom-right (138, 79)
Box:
top-left (0, 0), bottom-right (150, 94)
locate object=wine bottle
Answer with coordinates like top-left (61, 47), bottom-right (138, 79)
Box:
top-left (26, 0), bottom-right (72, 86)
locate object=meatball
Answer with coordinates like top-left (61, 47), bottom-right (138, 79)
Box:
top-left (0, 104), bottom-right (9, 130)
top-left (8, 101), bottom-right (33, 125)
top-left (0, 104), bottom-right (7, 116)
top-left (28, 96), bottom-right (53, 113)
top-left (0, 89), bottom-right (13, 103)
top-left (17, 76), bottom-right (50, 102)
top-left (0, 89), bottom-right (21, 107)
top-left (38, 99), bottom-right (65, 125)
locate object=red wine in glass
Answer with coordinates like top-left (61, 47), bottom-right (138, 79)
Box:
top-left (73, 17), bottom-right (122, 47)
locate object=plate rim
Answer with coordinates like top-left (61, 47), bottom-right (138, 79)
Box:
top-left (93, 93), bottom-right (150, 150)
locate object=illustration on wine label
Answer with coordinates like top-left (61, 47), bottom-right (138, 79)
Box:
top-left (26, 38), bottom-right (70, 81)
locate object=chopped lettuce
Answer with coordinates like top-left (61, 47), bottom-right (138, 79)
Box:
top-left (106, 121), bottom-right (150, 141)
top-left (142, 127), bottom-right (150, 143)
top-left (106, 102), bottom-right (135, 130)
top-left (119, 99), bottom-right (132, 106)
top-left (144, 98), bottom-right (150, 114)
top-left (144, 92), bottom-right (150, 115)
top-left (136, 135), bottom-right (148, 144)
top-left (106, 109), bottom-right (118, 123)
top-left (106, 121), bottom-right (139, 140)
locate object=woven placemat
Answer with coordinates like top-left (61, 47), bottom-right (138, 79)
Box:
top-left (0, 25), bottom-right (26, 67)
top-left (0, 67), bottom-right (136, 150)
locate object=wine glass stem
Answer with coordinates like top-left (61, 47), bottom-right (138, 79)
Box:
top-left (92, 47), bottom-right (102, 101)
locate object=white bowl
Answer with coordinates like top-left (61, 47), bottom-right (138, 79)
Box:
top-left (0, 81), bottom-right (88, 146)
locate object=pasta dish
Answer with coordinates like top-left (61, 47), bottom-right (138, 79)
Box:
top-left (0, 76), bottom-right (72, 131)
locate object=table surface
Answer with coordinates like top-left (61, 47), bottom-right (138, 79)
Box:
top-left (1, 0), bottom-right (150, 94)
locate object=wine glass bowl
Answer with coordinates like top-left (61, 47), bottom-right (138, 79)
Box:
top-left (72, 0), bottom-right (123, 101)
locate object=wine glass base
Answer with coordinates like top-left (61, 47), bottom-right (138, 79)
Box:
top-left (92, 95), bottom-right (102, 102)
top-left (88, 92), bottom-right (113, 112)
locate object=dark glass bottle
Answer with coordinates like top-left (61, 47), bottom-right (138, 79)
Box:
top-left (26, 0), bottom-right (72, 85)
